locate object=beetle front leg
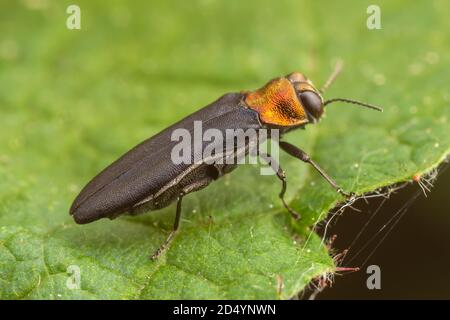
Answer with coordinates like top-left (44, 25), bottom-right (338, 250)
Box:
top-left (279, 141), bottom-right (355, 198)
top-left (259, 153), bottom-right (301, 220)
top-left (150, 191), bottom-right (185, 260)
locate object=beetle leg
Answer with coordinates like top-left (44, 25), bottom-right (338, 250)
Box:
top-left (279, 141), bottom-right (355, 198)
top-left (150, 175), bottom-right (214, 260)
top-left (150, 191), bottom-right (185, 260)
top-left (259, 153), bottom-right (301, 220)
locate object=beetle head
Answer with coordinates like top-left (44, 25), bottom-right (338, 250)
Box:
top-left (287, 72), bottom-right (324, 123)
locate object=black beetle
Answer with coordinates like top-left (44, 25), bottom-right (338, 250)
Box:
top-left (70, 63), bottom-right (382, 259)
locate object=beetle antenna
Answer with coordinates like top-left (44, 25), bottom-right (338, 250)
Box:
top-left (320, 60), bottom-right (344, 93)
top-left (323, 98), bottom-right (383, 112)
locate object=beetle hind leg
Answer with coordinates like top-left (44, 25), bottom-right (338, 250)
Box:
top-left (150, 175), bottom-right (214, 260)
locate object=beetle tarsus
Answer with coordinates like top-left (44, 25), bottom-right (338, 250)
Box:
top-left (151, 231), bottom-right (176, 260)
top-left (338, 189), bottom-right (356, 200)
top-left (279, 179), bottom-right (301, 220)
top-left (282, 199), bottom-right (301, 220)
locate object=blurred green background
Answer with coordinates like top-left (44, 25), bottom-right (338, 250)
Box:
top-left (0, 0), bottom-right (449, 299)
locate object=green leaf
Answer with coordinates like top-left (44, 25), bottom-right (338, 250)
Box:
top-left (0, 0), bottom-right (449, 299)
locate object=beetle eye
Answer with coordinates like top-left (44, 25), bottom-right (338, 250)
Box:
top-left (300, 91), bottom-right (323, 119)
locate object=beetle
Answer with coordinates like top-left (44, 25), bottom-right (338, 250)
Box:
top-left (70, 63), bottom-right (382, 259)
